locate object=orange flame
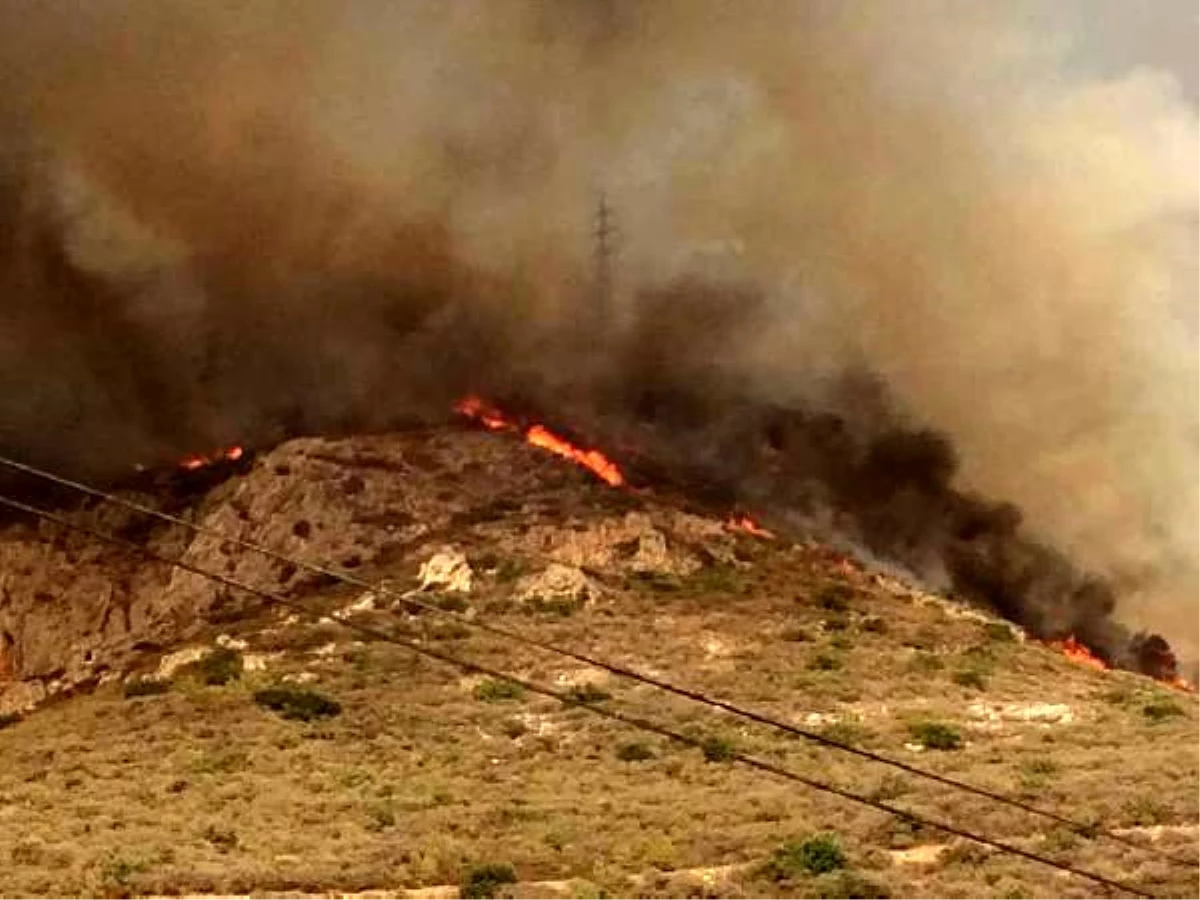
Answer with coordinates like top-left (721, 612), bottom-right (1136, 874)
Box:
top-left (1051, 635), bottom-right (1109, 671)
top-left (725, 514), bottom-right (775, 539)
top-left (456, 395), bottom-right (625, 487)
top-left (525, 424), bottom-right (625, 487)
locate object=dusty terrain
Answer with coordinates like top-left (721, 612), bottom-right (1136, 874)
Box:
top-left (0, 427), bottom-right (1196, 898)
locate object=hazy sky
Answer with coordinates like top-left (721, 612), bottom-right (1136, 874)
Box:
top-left (1029, 0), bottom-right (1198, 104)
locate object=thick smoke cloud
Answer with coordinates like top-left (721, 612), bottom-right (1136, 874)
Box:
top-left (0, 1), bottom-right (1194, 653)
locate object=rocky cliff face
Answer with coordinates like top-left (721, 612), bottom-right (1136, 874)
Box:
top-left (0, 429), bottom-right (559, 712)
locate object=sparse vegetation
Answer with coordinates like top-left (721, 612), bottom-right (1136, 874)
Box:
top-left (460, 863), bottom-right (517, 899)
top-left (253, 686), bottom-right (342, 721)
top-left (907, 721), bottom-right (962, 751)
top-left (474, 678), bottom-right (526, 703)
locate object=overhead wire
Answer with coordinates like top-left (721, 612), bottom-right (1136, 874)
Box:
top-left (0, 490), bottom-right (1163, 900)
top-left (0, 450), bottom-right (1190, 870)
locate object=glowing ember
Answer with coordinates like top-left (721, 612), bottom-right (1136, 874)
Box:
top-left (454, 395), bottom-right (509, 432)
top-left (725, 514), bottom-right (775, 539)
top-left (1051, 635), bottom-right (1108, 671)
top-left (456, 395), bottom-right (625, 487)
top-left (178, 446), bottom-right (245, 472)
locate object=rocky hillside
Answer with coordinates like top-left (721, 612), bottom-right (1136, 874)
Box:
top-left (0, 427), bottom-right (1196, 898)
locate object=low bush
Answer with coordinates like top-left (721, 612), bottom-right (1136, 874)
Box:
top-left (566, 683), bottom-right (612, 704)
top-left (1142, 697), bottom-right (1184, 722)
top-left (188, 647), bottom-right (243, 686)
top-left (809, 653), bottom-right (842, 672)
top-left (615, 741), bottom-right (656, 762)
top-left (907, 721), bottom-right (962, 751)
top-left (124, 677), bottom-right (170, 698)
top-left (952, 668), bottom-right (988, 690)
top-left (816, 583), bottom-right (853, 612)
top-left (253, 686), bottom-right (342, 721)
top-left (701, 734), bottom-right (737, 763)
top-left (474, 678), bottom-right (526, 703)
top-left (760, 833), bottom-right (847, 881)
top-left (460, 863), bottom-right (517, 899)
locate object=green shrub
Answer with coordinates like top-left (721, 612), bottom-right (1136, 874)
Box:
top-left (1021, 757), bottom-right (1057, 777)
top-left (861, 616), bottom-right (888, 635)
top-left (495, 559), bottom-right (528, 583)
top-left (952, 668), bottom-right (988, 690)
top-left (474, 678), bottom-right (526, 703)
top-left (187, 647), bottom-right (243, 686)
top-left (909, 652), bottom-right (943, 673)
top-left (701, 735), bottom-right (737, 763)
top-left (816, 583), bottom-right (854, 612)
top-left (907, 721), bottom-right (962, 751)
top-left (365, 802), bottom-right (396, 832)
top-left (434, 593), bottom-right (470, 613)
top-left (253, 686), bottom-right (342, 721)
top-left (615, 741), bottom-right (656, 762)
top-left (201, 823), bottom-right (238, 852)
top-left (627, 571), bottom-right (681, 593)
top-left (124, 677), bottom-right (170, 698)
top-left (1142, 697), bottom-right (1184, 722)
top-left (685, 565), bottom-right (742, 594)
top-left (818, 721), bottom-right (870, 748)
top-left (809, 653), bottom-right (842, 671)
top-left (982, 622), bottom-right (1017, 643)
top-left (781, 626), bottom-right (813, 643)
top-left (460, 863), bottom-right (518, 899)
top-left (761, 833), bottom-right (847, 881)
top-left (566, 683), bottom-right (612, 704)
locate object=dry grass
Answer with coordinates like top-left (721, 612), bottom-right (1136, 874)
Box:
top-left (1, 518), bottom-right (1196, 898)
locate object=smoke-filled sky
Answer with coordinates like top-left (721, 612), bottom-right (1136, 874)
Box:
top-left (0, 1), bottom-right (1195, 650)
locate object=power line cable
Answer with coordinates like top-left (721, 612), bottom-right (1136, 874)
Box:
top-left (0, 451), bottom-right (1188, 869)
top-left (0, 490), bottom-right (1161, 900)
